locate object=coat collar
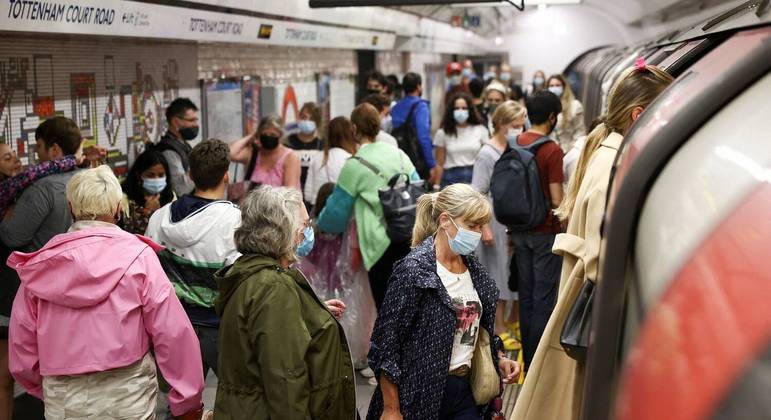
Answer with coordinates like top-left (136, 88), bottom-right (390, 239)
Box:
top-left (601, 132), bottom-right (624, 151)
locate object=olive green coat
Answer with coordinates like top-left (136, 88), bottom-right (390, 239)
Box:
top-left (213, 255), bottom-right (356, 420)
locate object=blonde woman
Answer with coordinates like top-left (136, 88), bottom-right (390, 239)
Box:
top-left (471, 101), bottom-right (527, 344)
top-left (367, 184), bottom-right (519, 420)
top-left (547, 74), bottom-right (586, 152)
top-left (511, 61), bottom-right (673, 420)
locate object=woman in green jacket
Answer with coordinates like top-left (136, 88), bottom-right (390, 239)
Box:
top-left (214, 185), bottom-right (356, 420)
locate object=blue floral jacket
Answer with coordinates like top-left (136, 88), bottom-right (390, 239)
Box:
top-left (367, 236), bottom-right (502, 420)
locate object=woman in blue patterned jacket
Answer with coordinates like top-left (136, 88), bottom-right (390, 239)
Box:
top-left (367, 183), bottom-right (520, 420)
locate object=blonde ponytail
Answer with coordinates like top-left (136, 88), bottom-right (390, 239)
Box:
top-left (411, 184), bottom-right (492, 247)
top-left (412, 193), bottom-right (440, 247)
top-left (554, 122), bottom-right (612, 220)
top-left (555, 64), bottom-right (673, 221)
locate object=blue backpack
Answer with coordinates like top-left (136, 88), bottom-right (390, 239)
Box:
top-left (490, 135), bottom-right (552, 231)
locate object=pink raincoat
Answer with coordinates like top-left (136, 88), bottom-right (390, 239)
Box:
top-left (6, 225), bottom-right (204, 416)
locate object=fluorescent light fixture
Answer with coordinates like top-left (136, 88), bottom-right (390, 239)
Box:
top-left (494, 36), bottom-right (504, 45)
top-left (538, 3), bottom-right (547, 10)
top-left (450, 0), bottom-right (580, 7)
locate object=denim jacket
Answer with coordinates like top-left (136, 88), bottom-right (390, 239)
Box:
top-left (367, 236), bottom-right (502, 420)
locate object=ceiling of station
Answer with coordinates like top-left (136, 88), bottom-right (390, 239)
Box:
top-left (390, 0), bottom-right (723, 35)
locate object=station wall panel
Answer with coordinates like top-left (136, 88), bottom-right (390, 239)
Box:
top-left (0, 34), bottom-right (200, 174)
top-left (376, 51), bottom-right (404, 77)
top-left (197, 43), bottom-right (356, 85)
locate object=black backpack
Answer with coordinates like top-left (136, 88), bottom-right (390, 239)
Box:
top-left (351, 155), bottom-right (427, 244)
top-left (490, 135), bottom-right (552, 231)
top-left (391, 101), bottom-right (429, 180)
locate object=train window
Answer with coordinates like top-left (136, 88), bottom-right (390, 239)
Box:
top-left (646, 42), bottom-right (685, 66)
top-left (632, 70), bottom-right (771, 312)
top-left (657, 39), bottom-right (707, 70)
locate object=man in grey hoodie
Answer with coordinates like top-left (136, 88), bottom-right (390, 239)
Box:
top-left (0, 117), bottom-right (84, 252)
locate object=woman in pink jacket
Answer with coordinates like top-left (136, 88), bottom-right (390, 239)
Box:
top-left (6, 165), bottom-right (205, 420)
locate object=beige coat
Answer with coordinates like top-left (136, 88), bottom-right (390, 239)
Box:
top-left (511, 132), bottom-right (623, 420)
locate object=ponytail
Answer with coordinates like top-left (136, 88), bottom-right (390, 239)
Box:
top-left (411, 184), bottom-right (491, 247)
top-left (554, 122), bottom-right (613, 221)
top-left (412, 192), bottom-right (440, 247)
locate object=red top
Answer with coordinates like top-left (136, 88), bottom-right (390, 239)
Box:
top-left (517, 132), bottom-right (564, 234)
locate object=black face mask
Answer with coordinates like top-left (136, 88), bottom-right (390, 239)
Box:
top-left (179, 126), bottom-right (199, 141)
top-left (260, 135), bottom-right (280, 150)
top-left (366, 88), bottom-right (381, 95)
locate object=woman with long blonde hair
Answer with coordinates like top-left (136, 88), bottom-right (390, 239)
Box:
top-left (547, 74), bottom-right (586, 152)
top-left (512, 61), bottom-right (673, 420)
top-left (368, 184), bottom-right (519, 420)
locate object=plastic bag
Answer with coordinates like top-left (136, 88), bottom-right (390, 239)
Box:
top-left (298, 220), bottom-right (376, 367)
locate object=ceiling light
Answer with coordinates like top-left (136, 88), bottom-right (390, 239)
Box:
top-left (494, 36), bottom-right (503, 45)
top-left (538, 3), bottom-right (547, 11)
top-left (450, 0), bottom-right (580, 7)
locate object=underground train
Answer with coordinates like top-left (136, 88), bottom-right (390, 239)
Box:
top-left (562, 1), bottom-right (771, 419)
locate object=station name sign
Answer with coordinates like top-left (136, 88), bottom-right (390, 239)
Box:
top-left (2, 0), bottom-right (396, 50)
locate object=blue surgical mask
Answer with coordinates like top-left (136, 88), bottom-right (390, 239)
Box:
top-left (506, 128), bottom-right (523, 144)
top-left (500, 72), bottom-right (512, 82)
top-left (483, 72), bottom-right (496, 81)
top-left (534, 77), bottom-right (545, 86)
top-left (142, 176), bottom-right (167, 195)
top-left (449, 75), bottom-right (462, 87)
top-left (296, 226), bottom-right (315, 258)
top-left (549, 86), bottom-right (564, 97)
top-left (445, 218), bottom-right (482, 256)
top-left (453, 109), bottom-right (469, 124)
top-left (298, 120), bottom-right (316, 135)
top-left (462, 68), bottom-right (473, 77)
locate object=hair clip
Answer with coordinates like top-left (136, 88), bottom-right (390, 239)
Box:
top-left (635, 57), bottom-right (647, 71)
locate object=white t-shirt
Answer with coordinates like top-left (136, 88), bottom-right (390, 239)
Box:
top-left (437, 261), bottom-right (482, 371)
top-left (375, 130), bottom-right (398, 148)
top-left (433, 125), bottom-right (488, 169)
top-left (303, 147), bottom-right (352, 205)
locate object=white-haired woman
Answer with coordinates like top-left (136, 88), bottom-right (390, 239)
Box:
top-left (7, 165), bottom-right (205, 419)
top-left (368, 184), bottom-right (520, 420)
top-left (214, 185), bottom-right (355, 419)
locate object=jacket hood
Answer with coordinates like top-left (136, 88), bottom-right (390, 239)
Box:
top-left (158, 201), bottom-right (238, 248)
top-left (214, 255), bottom-right (283, 316)
top-left (6, 228), bottom-right (162, 308)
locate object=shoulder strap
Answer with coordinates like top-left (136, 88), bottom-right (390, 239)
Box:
top-left (405, 100), bottom-right (422, 124)
top-left (350, 155), bottom-right (381, 177)
top-left (511, 135), bottom-right (553, 153)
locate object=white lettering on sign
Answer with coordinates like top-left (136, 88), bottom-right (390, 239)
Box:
top-left (189, 18), bottom-right (244, 35)
top-left (285, 28), bottom-right (318, 41)
top-left (1, 0), bottom-right (396, 50)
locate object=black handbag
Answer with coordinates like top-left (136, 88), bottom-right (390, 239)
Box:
top-left (351, 156), bottom-right (427, 244)
top-left (560, 279), bottom-right (595, 360)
